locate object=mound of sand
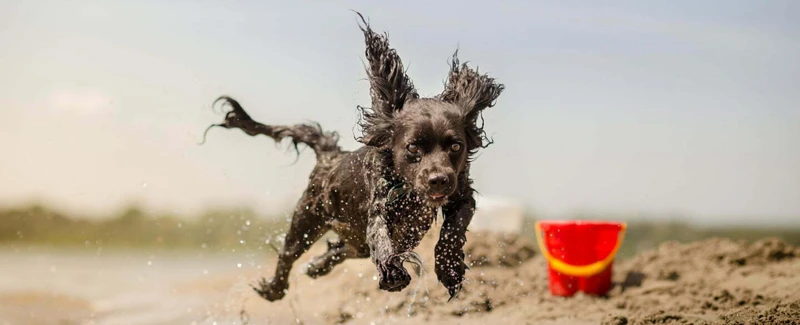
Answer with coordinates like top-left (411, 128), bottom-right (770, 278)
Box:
top-left (195, 226), bottom-right (800, 325)
top-left (463, 231), bottom-right (538, 268)
top-left (601, 237), bottom-right (799, 325)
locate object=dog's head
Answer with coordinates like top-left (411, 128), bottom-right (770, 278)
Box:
top-left (355, 14), bottom-right (504, 207)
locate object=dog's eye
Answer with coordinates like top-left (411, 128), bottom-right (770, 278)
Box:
top-left (407, 144), bottom-right (419, 154)
top-left (450, 143), bottom-right (462, 152)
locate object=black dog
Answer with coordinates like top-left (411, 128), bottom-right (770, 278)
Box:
top-left (204, 13), bottom-right (503, 301)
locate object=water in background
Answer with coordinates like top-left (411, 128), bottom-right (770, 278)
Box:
top-left (0, 248), bottom-right (261, 325)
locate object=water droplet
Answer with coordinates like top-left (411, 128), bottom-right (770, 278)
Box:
top-left (147, 260), bottom-right (152, 266)
top-left (237, 263), bottom-right (242, 268)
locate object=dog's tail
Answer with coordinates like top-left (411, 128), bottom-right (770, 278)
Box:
top-left (201, 96), bottom-right (341, 157)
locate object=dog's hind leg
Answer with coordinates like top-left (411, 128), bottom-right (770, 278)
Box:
top-left (304, 238), bottom-right (368, 278)
top-left (253, 201), bottom-right (327, 301)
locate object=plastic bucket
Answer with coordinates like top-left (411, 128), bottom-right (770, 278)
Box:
top-left (535, 220), bottom-right (626, 297)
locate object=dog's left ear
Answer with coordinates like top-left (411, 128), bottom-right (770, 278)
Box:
top-left (355, 12), bottom-right (419, 149)
top-left (438, 51), bottom-right (505, 152)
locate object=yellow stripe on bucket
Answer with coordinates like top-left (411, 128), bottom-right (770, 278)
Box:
top-left (535, 222), bottom-right (627, 277)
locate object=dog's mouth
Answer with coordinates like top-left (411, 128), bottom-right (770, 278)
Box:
top-left (424, 193), bottom-right (448, 206)
top-left (429, 193), bottom-right (446, 200)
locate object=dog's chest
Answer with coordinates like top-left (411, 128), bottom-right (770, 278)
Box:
top-left (386, 201), bottom-right (436, 252)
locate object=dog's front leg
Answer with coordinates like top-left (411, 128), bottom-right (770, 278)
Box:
top-left (436, 195), bottom-right (475, 300)
top-left (367, 196), bottom-right (411, 292)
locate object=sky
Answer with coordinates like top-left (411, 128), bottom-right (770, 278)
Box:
top-left (1, 0), bottom-right (799, 225)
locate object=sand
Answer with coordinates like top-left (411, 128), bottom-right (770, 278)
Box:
top-left (0, 291), bottom-right (93, 325)
top-left (209, 225), bottom-right (800, 325)
top-left (2, 225), bottom-right (798, 325)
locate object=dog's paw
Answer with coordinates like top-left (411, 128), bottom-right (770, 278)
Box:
top-left (304, 257), bottom-right (331, 279)
top-left (251, 277), bottom-right (286, 302)
top-left (305, 238), bottom-right (345, 279)
top-left (435, 259), bottom-right (467, 301)
top-left (377, 257), bottom-right (411, 292)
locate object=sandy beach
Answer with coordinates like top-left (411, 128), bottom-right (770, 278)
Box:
top-left (1, 223), bottom-right (799, 325)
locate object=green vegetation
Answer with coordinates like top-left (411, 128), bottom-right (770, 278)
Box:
top-left (0, 204), bottom-right (289, 252)
top-left (2, 204), bottom-right (798, 258)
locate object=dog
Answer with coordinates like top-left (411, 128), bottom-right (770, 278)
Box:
top-left (203, 12), bottom-right (504, 301)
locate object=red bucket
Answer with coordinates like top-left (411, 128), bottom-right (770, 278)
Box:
top-left (535, 220), bottom-right (626, 297)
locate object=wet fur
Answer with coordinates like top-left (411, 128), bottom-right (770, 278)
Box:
top-left (203, 12), bottom-right (504, 301)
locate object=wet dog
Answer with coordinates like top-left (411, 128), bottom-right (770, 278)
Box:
top-left (203, 13), bottom-right (503, 301)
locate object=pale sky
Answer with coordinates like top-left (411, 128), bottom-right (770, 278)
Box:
top-left (1, 0), bottom-right (799, 225)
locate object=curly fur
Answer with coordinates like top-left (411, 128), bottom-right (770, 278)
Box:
top-left (202, 12), bottom-right (504, 302)
top-left (438, 51), bottom-right (505, 158)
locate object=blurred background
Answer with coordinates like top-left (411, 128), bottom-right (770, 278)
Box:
top-left (1, 0), bottom-right (798, 324)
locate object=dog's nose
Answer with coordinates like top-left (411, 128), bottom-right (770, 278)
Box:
top-left (428, 173), bottom-right (450, 191)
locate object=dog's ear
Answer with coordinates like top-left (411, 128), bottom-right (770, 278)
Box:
top-left (355, 12), bottom-right (419, 149)
top-left (438, 50), bottom-right (505, 154)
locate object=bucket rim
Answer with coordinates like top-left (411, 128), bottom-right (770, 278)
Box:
top-left (534, 221), bottom-right (627, 277)
top-left (536, 220), bottom-right (626, 227)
